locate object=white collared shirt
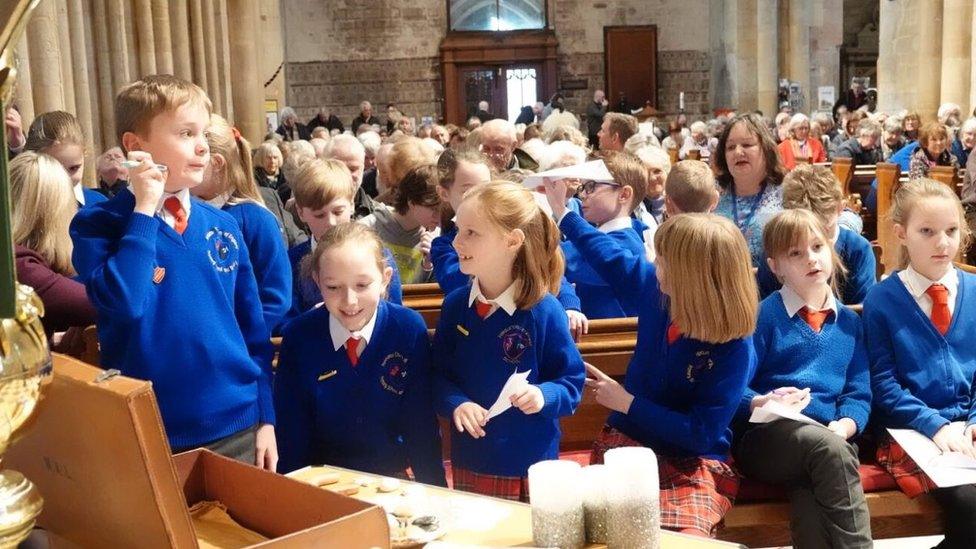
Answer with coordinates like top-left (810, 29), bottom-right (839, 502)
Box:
top-left (597, 216), bottom-right (633, 234)
top-left (154, 188), bottom-right (192, 230)
top-left (329, 310), bottom-right (378, 358)
top-left (779, 284), bottom-right (838, 318)
top-left (73, 183), bottom-right (86, 206)
top-left (898, 265), bottom-right (958, 317)
top-left (468, 278), bottom-right (518, 319)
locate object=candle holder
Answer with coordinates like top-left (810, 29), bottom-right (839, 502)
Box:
top-left (604, 447), bottom-right (661, 549)
top-left (528, 460), bottom-right (584, 549)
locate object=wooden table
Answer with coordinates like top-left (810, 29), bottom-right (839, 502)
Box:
top-left (287, 466), bottom-right (746, 548)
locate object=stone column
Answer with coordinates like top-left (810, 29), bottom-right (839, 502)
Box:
top-left (215, 0), bottom-right (235, 120)
top-left (106, 0), bottom-right (131, 92)
top-left (755, 0), bottom-right (778, 116)
top-left (257, 0), bottom-right (286, 113)
top-left (170, 0), bottom-right (192, 80)
top-left (92, 0), bottom-right (117, 146)
top-left (27, 0), bottom-right (66, 113)
top-left (152, 0), bottom-right (174, 74)
top-left (916, 1), bottom-right (944, 120)
top-left (202, 2), bottom-right (222, 113)
top-left (67, 0), bottom-right (96, 182)
top-left (133, 0), bottom-right (157, 75)
top-left (940, 0), bottom-right (972, 109)
top-left (55, 0), bottom-right (76, 112)
top-left (228, 0), bottom-right (264, 143)
top-left (787, 0), bottom-right (811, 112)
top-left (189, 0), bottom-right (208, 91)
top-left (82, 0), bottom-right (103, 150)
top-left (12, 34), bottom-right (34, 125)
top-left (734, 0), bottom-right (759, 110)
top-left (972, 2), bottom-right (976, 113)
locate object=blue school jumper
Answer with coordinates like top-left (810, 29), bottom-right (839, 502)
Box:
top-left (284, 238), bottom-right (403, 323)
top-left (430, 226), bottom-right (583, 312)
top-left (561, 218), bottom-right (645, 319)
top-left (737, 291), bottom-right (871, 432)
top-left (274, 301), bottom-right (445, 483)
top-left (80, 187), bottom-right (108, 209)
top-left (223, 201), bottom-right (292, 331)
top-left (70, 190), bottom-right (274, 449)
top-left (431, 288), bottom-right (585, 477)
top-left (864, 271), bottom-right (976, 436)
top-left (757, 227), bottom-right (876, 305)
top-left (559, 210), bottom-right (756, 459)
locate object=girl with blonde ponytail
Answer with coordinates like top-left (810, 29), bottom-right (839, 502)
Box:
top-left (430, 181), bottom-right (585, 501)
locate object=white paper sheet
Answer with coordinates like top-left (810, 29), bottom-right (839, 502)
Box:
top-left (522, 159), bottom-right (614, 190)
top-left (485, 370), bottom-right (531, 420)
top-left (748, 399), bottom-right (824, 427)
top-left (888, 423), bottom-right (976, 488)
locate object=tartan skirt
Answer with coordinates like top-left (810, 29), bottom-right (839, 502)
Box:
top-left (875, 433), bottom-right (938, 498)
top-left (451, 467), bottom-right (529, 502)
top-left (591, 425), bottom-right (739, 537)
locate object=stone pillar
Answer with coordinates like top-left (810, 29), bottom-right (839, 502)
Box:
top-left (12, 34), bottom-right (34, 125)
top-left (170, 0), bottom-right (192, 80)
top-left (67, 0), bottom-right (96, 182)
top-left (787, 0), bottom-right (811, 112)
top-left (215, 0), bottom-right (235, 120)
top-left (915, 0), bottom-right (944, 120)
top-left (152, 0), bottom-right (174, 74)
top-left (734, 0), bottom-right (759, 111)
top-left (134, 0), bottom-right (157, 75)
top-left (189, 0), bottom-right (208, 91)
top-left (227, 0), bottom-right (263, 143)
top-left (92, 0), bottom-right (117, 146)
top-left (202, 2), bottom-right (222, 113)
top-left (972, 3), bottom-right (976, 113)
top-left (755, 0), bottom-right (778, 116)
top-left (257, 0), bottom-right (287, 113)
top-left (82, 0), bottom-right (103, 150)
top-left (940, 0), bottom-right (972, 109)
top-left (106, 0), bottom-right (131, 92)
top-left (27, 0), bottom-right (66, 113)
top-left (55, 0), bottom-right (76, 112)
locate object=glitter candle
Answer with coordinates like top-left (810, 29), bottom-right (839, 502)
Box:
top-left (581, 464), bottom-right (608, 543)
top-left (528, 460), bottom-right (585, 549)
top-left (605, 447), bottom-right (661, 549)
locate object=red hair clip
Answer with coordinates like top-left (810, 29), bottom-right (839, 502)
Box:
top-left (231, 126), bottom-right (242, 141)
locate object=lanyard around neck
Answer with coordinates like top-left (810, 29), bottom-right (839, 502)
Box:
top-left (730, 181), bottom-right (768, 230)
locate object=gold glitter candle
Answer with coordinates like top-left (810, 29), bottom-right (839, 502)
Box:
top-left (528, 459), bottom-right (585, 549)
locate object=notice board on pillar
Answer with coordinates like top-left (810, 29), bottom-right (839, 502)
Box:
top-left (604, 26), bottom-right (658, 112)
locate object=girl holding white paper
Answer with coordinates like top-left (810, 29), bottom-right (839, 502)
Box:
top-left (864, 178), bottom-right (976, 549)
top-left (733, 209), bottom-right (873, 548)
top-left (430, 182), bottom-right (585, 502)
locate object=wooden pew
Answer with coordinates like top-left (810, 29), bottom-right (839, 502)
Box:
top-left (401, 282), bottom-right (445, 328)
top-left (667, 147), bottom-right (679, 165)
top-left (686, 149), bottom-right (701, 161)
top-left (872, 163), bottom-right (901, 274)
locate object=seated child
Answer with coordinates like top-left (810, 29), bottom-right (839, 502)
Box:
top-left (275, 223), bottom-right (445, 484)
top-left (735, 209), bottom-right (872, 548)
top-left (70, 75), bottom-right (276, 469)
top-left (287, 158), bottom-right (402, 321)
top-left (757, 164), bottom-right (875, 304)
top-left (664, 160), bottom-right (720, 216)
top-left (25, 110), bottom-right (107, 209)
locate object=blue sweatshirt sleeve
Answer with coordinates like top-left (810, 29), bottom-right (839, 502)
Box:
top-left (840, 233), bottom-right (876, 305)
top-left (536, 302), bottom-right (586, 418)
top-left (233, 236), bottom-right (276, 425)
top-left (397, 316), bottom-right (447, 486)
top-left (627, 341), bottom-right (755, 456)
top-left (834, 318), bottom-right (872, 433)
top-left (556, 275), bottom-right (581, 312)
top-left (864, 302), bottom-right (949, 437)
top-left (238, 205), bottom-right (293, 331)
top-left (272, 334), bottom-right (314, 473)
top-left (431, 232), bottom-right (469, 294)
top-left (383, 247), bottom-right (403, 304)
top-left (71, 211), bottom-right (160, 321)
top-left (559, 211), bottom-right (653, 305)
top-left (430, 302), bottom-right (472, 417)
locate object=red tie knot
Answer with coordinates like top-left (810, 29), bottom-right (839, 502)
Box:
top-left (475, 299), bottom-right (493, 319)
top-left (799, 306), bottom-right (831, 333)
top-left (926, 284), bottom-right (949, 305)
top-left (345, 337), bottom-right (361, 366)
top-left (163, 196), bottom-right (188, 234)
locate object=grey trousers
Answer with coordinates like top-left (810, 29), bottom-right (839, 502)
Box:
top-left (176, 424), bottom-right (257, 466)
top-left (734, 419), bottom-right (873, 549)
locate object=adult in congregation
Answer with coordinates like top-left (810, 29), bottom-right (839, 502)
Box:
top-left (275, 107), bottom-right (311, 142)
top-left (908, 122), bottom-right (959, 181)
top-left (776, 113), bottom-right (827, 170)
top-left (306, 107), bottom-right (344, 135)
top-left (481, 119), bottom-right (537, 172)
top-left (253, 141), bottom-right (288, 201)
top-left (834, 118), bottom-right (884, 166)
top-left (679, 121), bottom-right (720, 162)
top-left (351, 100), bottom-right (381, 133)
top-left (597, 112), bottom-right (638, 153)
top-left (474, 100), bottom-right (494, 123)
top-left (713, 113), bottom-right (786, 266)
top-left (95, 146), bottom-right (128, 198)
top-left (586, 89), bottom-right (608, 148)
top-left (950, 118), bottom-right (976, 168)
top-left (323, 134), bottom-right (381, 219)
top-left (964, 147), bottom-right (976, 264)
top-left (881, 117), bottom-right (907, 161)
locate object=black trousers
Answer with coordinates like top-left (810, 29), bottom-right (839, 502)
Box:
top-left (932, 484), bottom-right (976, 549)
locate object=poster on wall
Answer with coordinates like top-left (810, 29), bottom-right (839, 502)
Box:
top-left (265, 100), bottom-right (279, 134)
top-left (818, 86), bottom-right (836, 111)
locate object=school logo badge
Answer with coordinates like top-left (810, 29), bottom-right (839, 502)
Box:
top-left (379, 352), bottom-right (408, 395)
top-left (685, 349), bottom-right (714, 383)
top-left (205, 228), bottom-right (240, 273)
top-left (498, 325), bottom-right (532, 364)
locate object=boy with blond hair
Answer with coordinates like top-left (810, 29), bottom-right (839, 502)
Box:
top-left (664, 160), bottom-right (720, 215)
top-left (285, 157), bottom-right (402, 322)
top-left (757, 164), bottom-right (876, 304)
top-left (70, 75), bottom-right (277, 469)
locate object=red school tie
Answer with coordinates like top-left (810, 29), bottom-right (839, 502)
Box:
top-left (163, 196), bottom-right (188, 235)
top-left (475, 299), bottom-right (493, 319)
top-left (345, 337), bottom-right (361, 367)
top-left (926, 284), bottom-right (951, 336)
top-left (798, 307), bottom-right (831, 333)
top-left (667, 322), bottom-right (681, 345)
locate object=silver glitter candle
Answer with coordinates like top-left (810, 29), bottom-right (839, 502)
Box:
top-left (528, 460), bottom-right (586, 549)
top-left (581, 464), bottom-right (609, 543)
top-left (604, 447), bottom-right (661, 549)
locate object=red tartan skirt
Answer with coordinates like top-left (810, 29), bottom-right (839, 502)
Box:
top-left (451, 467), bottom-right (529, 502)
top-left (591, 426), bottom-right (739, 538)
top-left (876, 433), bottom-right (938, 498)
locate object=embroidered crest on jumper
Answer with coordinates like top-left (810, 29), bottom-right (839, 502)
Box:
top-left (685, 349), bottom-right (714, 382)
top-left (498, 325), bottom-right (532, 364)
top-left (205, 228), bottom-right (240, 273)
top-left (379, 352), bottom-right (409, 395)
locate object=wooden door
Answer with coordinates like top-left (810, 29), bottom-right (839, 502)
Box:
top-left (604, 25), bottom-right (658, 111)
top-left (458, 66), bottom-right (508, 121)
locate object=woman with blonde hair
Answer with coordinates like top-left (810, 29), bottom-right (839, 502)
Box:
top-left (12, 151), bottom-right (97, 345)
